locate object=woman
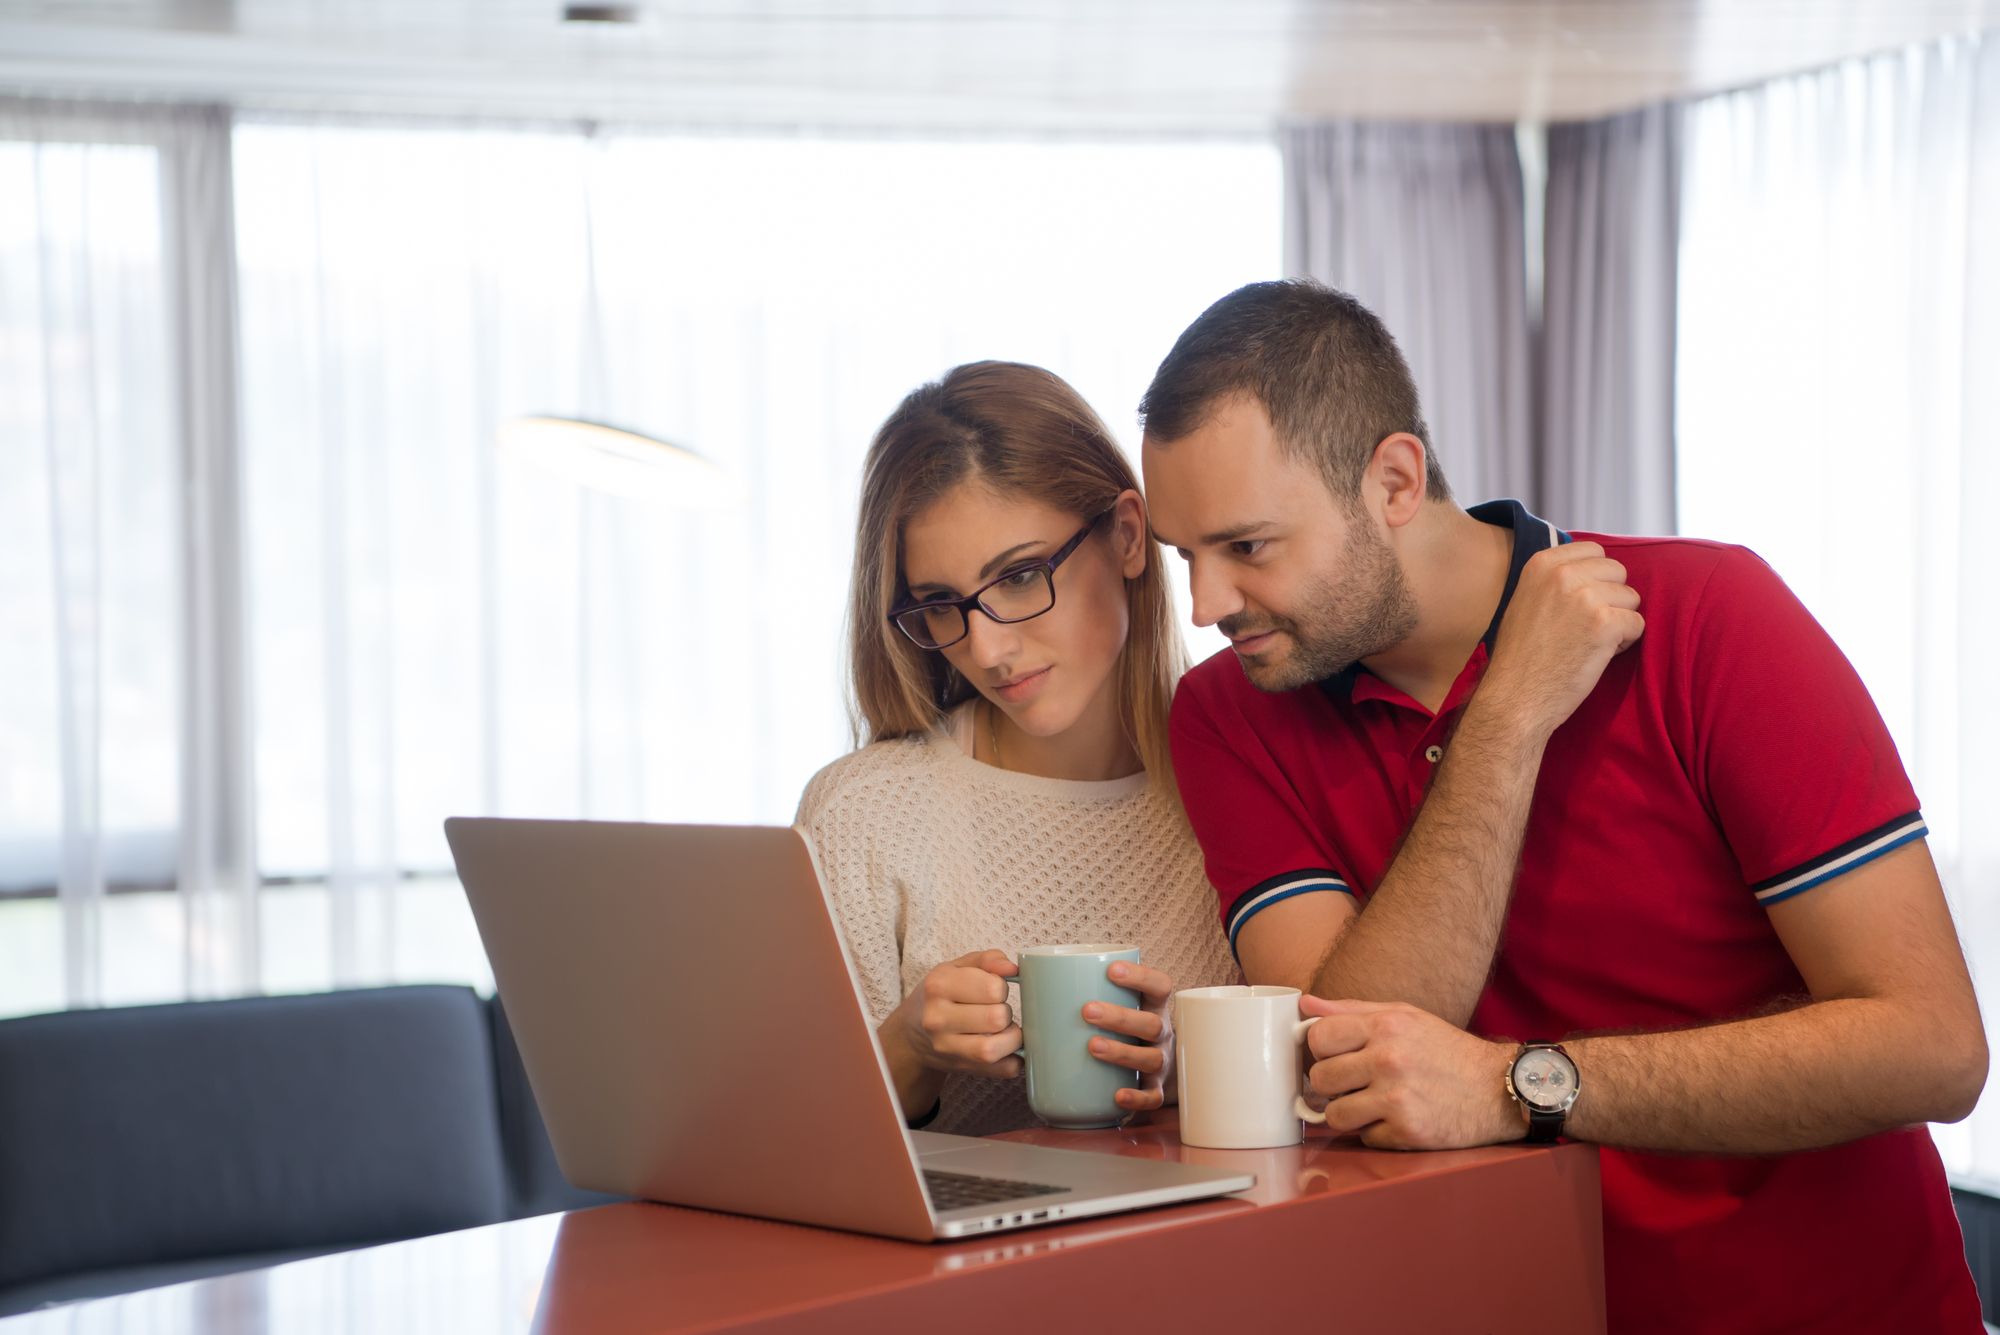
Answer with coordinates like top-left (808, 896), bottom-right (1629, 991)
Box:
top-left (794, 360), bottom-right (1238, 1137)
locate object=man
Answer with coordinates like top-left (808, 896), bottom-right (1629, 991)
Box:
top-left (1140, 280), bottom-right (1986, 1333)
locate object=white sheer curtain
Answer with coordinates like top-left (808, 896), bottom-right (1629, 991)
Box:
top-left (1676, 33), bottom-right (2000, 1178)
top-left (231, 122), bottom-right (1272, 996)
top-left (0, 99), bottom-right (253, 1015)
top-left (1541, 104), bottom-right (1682, 536)
top-left (1, 115), bottom-right (1274, 1017)
top-left (1281, 122), bottom-right (1534, 505)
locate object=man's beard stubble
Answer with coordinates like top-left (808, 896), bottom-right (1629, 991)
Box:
top-left (1219, 516), bottom-right (1420, 694)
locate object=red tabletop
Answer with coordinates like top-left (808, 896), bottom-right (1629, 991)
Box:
top-left (1, 1113), bottom-right (1603, 1335)
top-left (538, 1112), bottom-right (1604, 1335)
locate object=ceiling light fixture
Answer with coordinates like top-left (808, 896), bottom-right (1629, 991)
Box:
top-left (562, 4), bottom-right (639, 23)
top-left (498, 417), bottom-right (745, 510)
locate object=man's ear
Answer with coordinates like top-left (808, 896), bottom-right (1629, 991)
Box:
top-left (1111, 488), bottom-right (1147, 579)
top-left (1366, 433), bottom-right (1429, 530)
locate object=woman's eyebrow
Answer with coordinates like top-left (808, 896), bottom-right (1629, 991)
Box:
top-left (976, 540), bottom-right (1047, 581)
top-left (906, 538), bottom-right (1054, 599)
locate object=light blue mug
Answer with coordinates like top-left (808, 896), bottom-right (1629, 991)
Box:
top-left (1011, 943), bottom-right (1143, 1130)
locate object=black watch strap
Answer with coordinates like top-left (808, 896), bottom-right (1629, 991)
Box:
top-left (1524, 1106), bottom-right (1566, 1144)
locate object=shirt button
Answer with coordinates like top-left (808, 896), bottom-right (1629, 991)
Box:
top-left (1425, 745), bottom-right (1443, 763)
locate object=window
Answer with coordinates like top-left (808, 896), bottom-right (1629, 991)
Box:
top-left (1676, 35), bottom-right (2000, 1177)
top-left (0, 134), bottom-right (183, 1014)
top-left (0, 121), bottom-right (1280, 1016)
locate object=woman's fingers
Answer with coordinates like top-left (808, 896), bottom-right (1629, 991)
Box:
top-left (1087, 1035), bottom-right (1164, 1074)
top-left (1083, 964), bottom-right (1173, 1083)
top-left (925, 997), bottom-right (1013, 1038)
top-left (934, 1023), bottom-right (1024, 1069)
top-left (1106, 960), bottom-right (1174, 1005)
top-left (950, 948), bottom-right (1019, 979)
top-left (1081, 999), bottom-right (1163, 1042)
top-left (925, 963), bottom-right (1010, 1005)
top-left (1114, 1085), bottom-right (1165, 1111)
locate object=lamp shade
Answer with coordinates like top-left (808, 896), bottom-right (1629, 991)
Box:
top-left (497, 417), bottom-right (745, 510)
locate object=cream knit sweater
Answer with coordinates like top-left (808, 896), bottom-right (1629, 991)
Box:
top-left (793, 709), bottom-right (1240, 1137)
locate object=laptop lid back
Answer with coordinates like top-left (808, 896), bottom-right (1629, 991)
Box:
top-left (446, 818), bottom-right (935, 1241)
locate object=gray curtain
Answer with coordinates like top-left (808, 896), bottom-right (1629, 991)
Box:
top-left (1282, 122), bottom-right (1534, 507)
top-left (1541, 104), bottom-right (1683, 535)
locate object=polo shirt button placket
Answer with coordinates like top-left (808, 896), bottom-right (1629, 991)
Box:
top-left (1409, 733), bottom-right (1443, 804)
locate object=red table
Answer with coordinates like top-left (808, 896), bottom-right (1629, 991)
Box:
top-left (1, 1113), bottom-right (1603, 1335)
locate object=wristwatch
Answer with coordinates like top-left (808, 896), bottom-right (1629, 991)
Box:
top-left (1506, 1043), bottom-right (1580, 1144)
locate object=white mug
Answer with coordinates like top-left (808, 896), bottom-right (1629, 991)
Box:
top-left (1175, 985), bottom-right (1327, 1149)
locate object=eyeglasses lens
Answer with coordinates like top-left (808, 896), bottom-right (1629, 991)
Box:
top-left (898, 604), bottom-right (966, 650)
top-left (895, 569), bottom-right (1055, 650)
top-left (978, 568), bottom-right (1055, 623)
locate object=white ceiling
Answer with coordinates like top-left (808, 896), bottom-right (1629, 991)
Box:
top-left (1, 1), bottom-right (1996, 132)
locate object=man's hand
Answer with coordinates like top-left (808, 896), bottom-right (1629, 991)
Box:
top-left (1083, 960), bottom-right (1177, 1112)
top-left (1478, 542), bottom-right (1644, 741)
top-left (1300, 996), bottom-right (1523, 1150)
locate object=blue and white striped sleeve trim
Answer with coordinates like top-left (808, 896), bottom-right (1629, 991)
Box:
top-left (1751, 812), bottom-right (1928, 905)
top-left (1224, 869), bottom-right (1355, 958)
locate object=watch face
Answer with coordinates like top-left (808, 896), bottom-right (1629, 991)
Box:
top-left (1514, 1048), bottom-right (1578, 1111)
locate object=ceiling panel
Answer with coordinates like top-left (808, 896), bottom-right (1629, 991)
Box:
top-left (0, 0), bottom-right (1995, 130)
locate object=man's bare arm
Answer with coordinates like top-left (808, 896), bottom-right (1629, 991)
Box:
top-left (1303, 699), bottom-right (1554, 1025)
top-left (1563, 839), bottom-right (1985, 1150)
top-left (1235, 893), bottom-right (1353, 995)
top-left (1237, 543), bottom-right (1643, 1024)
top-left (1299, 840), bottom-right (1988, 1153)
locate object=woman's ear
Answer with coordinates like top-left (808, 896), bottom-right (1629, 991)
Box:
top-left (1111, 488), bottom-right (1148, 579)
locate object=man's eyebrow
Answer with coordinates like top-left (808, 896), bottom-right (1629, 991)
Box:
top-left (908, 539), bottom-right (1049, 595)
top-left (1172, 520), bottom-right (1278, 547)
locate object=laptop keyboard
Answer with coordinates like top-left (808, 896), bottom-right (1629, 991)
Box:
top-left (923, 1169), bottom-right (1071, 1211)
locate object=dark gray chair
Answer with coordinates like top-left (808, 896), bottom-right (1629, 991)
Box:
top-left (0, 986), bottom-right (508, 1314)
top-left (1954, 1187), bottom-right (2000, 1326)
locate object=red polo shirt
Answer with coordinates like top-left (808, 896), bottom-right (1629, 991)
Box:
top-left (1171, 500), bottom-right (1978, 1334)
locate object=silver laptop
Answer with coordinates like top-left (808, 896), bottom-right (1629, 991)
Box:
top-left (445, 818), bottom-right (1253, 1242)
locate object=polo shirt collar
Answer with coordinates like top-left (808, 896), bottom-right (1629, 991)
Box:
top-left (1468, 498), bottom-right (1570, 651)
top-left (1318, 498), bottom-right (1570, 704)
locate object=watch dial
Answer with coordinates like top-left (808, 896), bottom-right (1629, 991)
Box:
top-left (1515, 1049), bottom-right (1576, 1111)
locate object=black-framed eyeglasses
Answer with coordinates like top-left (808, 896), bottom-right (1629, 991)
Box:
top-left (887, 510), bottom-right (1112, 651)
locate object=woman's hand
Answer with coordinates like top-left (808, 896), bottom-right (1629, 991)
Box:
top-left (904, 949), bottom-right (1026, 1074)
top-left (1084, 961), bottom-right (1176, 1112)
top-left (878, 950), bottom-right (1023, 1117)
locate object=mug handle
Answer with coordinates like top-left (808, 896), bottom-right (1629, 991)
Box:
top-left (1293, 1017), bottom-right (1328, 1125)
top-left (1009, 971), bottom-right (1025, 1059)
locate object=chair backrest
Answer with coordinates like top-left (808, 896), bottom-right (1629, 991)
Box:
top-left (0, 985), bottom-right (508, 1291)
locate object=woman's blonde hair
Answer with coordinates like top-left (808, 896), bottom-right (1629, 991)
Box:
top-left (848, 361), bottom-right (1189, 797)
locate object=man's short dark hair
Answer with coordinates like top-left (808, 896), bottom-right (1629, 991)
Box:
top-left (1138, 279), bottom-right (1448, 505)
